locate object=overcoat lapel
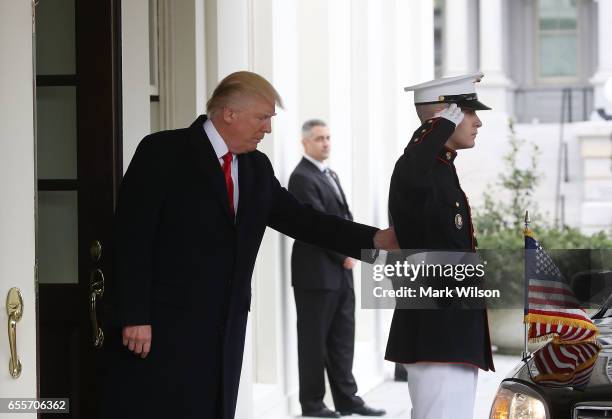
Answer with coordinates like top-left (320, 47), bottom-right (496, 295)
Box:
top-left (236, 153), bottom-right (254, 227)
top-left (187, 115), bottom-right (235, 225)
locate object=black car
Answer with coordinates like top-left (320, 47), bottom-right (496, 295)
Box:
top-left (489, 293), bottom-right (612, 419)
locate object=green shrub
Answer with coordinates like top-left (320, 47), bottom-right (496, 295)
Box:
top-left (472, 119), bottom-right (612, 306)
top-left (473, 119), bottom-right (612, 250)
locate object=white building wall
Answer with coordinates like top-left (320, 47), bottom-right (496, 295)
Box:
top-left (576, 121), bottom-right (612, 234)
top-left (591, 0), bottom-right (612, 114)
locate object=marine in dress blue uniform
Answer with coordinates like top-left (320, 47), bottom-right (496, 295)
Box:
top-left (386, 72), bottom-right (495, 419)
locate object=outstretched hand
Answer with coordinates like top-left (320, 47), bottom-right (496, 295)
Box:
top-left (122, 325), bottom-right (152, 358)
top-left (373, 227), bottom-right (399, 251)
top-left (343, 257), bottom-right (356, 270)
top-left (435, 103), bottom-right (464, 127)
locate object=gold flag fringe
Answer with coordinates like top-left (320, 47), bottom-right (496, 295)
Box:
top-left (524, 313), bottom-right (600, 344)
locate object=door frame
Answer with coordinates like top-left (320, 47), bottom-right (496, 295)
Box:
top-left (0, 1), bottom-right (38, 417)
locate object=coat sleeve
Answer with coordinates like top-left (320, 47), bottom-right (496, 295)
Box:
top-left (288, 172), bottom-right (348, 265)
top-left (268, 162), bottom-right (378, 262)
top-left (389, 117), bottom-right (456, 250)
top-left (113, 135), bottom-right (171, 326)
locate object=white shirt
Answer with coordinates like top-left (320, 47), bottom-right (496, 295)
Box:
top-left (303, 154), bottom-right (328, 173)
top-left (204, 119), bottom-right (239, 213)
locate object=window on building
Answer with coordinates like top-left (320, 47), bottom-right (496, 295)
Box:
top-left (536, 0), bottom-right (579, 81)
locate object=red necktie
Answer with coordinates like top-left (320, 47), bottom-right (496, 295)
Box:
top-left (222, 152), bottom-right (235, 215)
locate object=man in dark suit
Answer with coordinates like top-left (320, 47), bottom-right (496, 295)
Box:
top-left (100, 71), bottom-right (397, 419)
top-left (289, 120), bottom-right (385, 418)
top-left (386, 73), bottom-right (494, 419)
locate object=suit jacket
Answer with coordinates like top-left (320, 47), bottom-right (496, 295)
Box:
top-left (385, 116), bottom-right (494, 371)
top-left (289, 157), bottom-right (353, 290)
top-left (101, 115), bottom-right (378, 419)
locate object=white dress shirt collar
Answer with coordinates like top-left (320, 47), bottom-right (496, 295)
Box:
top-left (303, 154), bottom-right (328, 173)
top-left (204, 118), bottom-right (234, 161)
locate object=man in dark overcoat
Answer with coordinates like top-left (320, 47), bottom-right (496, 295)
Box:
top-left (100, 71), bottom-right (397, 419)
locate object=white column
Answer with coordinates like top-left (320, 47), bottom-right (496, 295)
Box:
top-left (590, 0), bottom-right (612, 114)
top-left (121, 0), bottom-right (150, 167)
top-left (443, 0), bottom-right (478, 76)
top-left (297, 0), bottom-right (331, 125)
top-left (269, 0), bottom-right (301, 413)
top-left (328, 0), bottom-right (352, 189)
top-left (158, 0), bottom-right (207, 129)
top-left (350, 0), bottom-right (382, 393)
top-left (478, 0), bottom-right (515, 115)
top-left (202, 1), bottom-right (255, 417)
top-left (247, 0), bottom-right (304, 417)
top-left (397, 0), bottom-right (436, 147)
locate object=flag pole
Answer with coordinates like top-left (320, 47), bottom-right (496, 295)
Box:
top-left (522, 210), bottom-right (531, 360)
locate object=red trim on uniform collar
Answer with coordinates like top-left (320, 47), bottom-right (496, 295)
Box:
top-left (437, 146), bottom-right (457, 164)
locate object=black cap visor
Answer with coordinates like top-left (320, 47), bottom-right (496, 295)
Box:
top-left (456, 99), bottom-right (491, 111)
top-left (416, 93), bottom-right (492, 111)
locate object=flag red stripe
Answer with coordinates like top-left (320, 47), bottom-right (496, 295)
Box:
top-left (528, 285), bottom-right (575, 296)
top-left (551, 346), bottom-right (577, 366)
top-left (528, 298), bottom-right (582, 308)
top-left (541, 347), bottom-right (572, 374)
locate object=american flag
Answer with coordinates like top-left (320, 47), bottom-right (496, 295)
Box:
top-left (524, 229), bottom-right (599, 344)
top-left (532, 341), bottom-right (601, 389)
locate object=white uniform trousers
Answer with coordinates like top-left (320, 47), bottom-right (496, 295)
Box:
top-left (403, 363), bottom-right (478, 419)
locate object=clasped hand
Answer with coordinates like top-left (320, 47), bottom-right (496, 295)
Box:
top-left (123, 325), bottom-right (152, 358)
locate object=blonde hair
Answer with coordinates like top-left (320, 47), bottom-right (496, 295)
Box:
top-left (207, 71), bottom-right (284, 118)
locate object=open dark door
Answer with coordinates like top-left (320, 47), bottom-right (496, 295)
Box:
top-left (35, 0), bottom-right (122, 417)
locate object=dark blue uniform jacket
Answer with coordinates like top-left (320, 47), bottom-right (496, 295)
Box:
top-left (386, 117), bottom-right (495, 371)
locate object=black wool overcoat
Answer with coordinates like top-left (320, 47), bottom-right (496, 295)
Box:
top-left (99, 115), bottom-right (378, 419)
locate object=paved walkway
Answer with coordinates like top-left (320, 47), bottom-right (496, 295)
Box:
top-left (287, 354), bottom-right (521, 419)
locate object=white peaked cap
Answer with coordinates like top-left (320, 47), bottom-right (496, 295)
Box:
top-left (403, 71), bottom-right (491, 110)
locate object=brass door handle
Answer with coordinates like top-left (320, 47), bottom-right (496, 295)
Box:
top-left (90, 240), bottom-right (102, 263)
top-left (6, 287), bottom-right (23, 379)
top-left (89, 269), bottom-right (105, 348)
